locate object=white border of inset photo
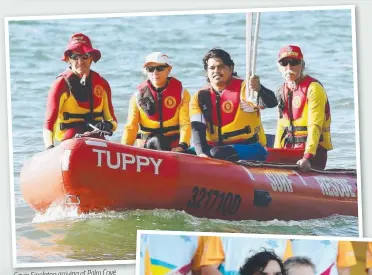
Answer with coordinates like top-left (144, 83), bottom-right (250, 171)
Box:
top-left (4, 4), bottom-right (361, 269)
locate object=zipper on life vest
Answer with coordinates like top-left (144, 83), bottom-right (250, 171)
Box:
top-left (216, 93), bottom-right (223, 145)
top-left (88, 75), bottom-right (94, 124)
top-left (157, 91), bottom-right (164, 136)
top-left (286, 90), bottom-right (296, 145)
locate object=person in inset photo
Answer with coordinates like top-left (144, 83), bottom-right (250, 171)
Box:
top-left (196, 236), bottom-right (291, 275)
top-left (239, 250), bottom-right (286, 275)
top-left (290, 239), bottom-right (356, 275)
top-left (284, 256), bottom-right (316, 275)
top-left (366, 242), bottom-right (372, 275)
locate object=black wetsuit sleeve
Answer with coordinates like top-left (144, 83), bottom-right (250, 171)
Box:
top-left (191, 121), bottom-right (210, 156)
top-left (257, 85), bottom-right (278, 108)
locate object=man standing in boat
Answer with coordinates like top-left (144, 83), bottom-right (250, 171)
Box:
top-left (274, 45), bottom-right (332, 171)
top-left (121, 52), bottom-right (191, 152)
top-left (43, 33), bottom-right (118, 149)
top-left (190, 48), bottom-right (277, 161)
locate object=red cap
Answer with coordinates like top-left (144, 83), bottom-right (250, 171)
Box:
top-left (62, 33), bottom-right (101, 63)
top-left (278, 45), bottom-right (303, 61)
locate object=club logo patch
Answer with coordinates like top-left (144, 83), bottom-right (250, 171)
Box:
top-left (164, 96), bottom-right (177, 108)
top-left (94, 85), bottom-right (104, 98)
top-left (222, 100), bottom-right (234, 114)
top-left (293, 96), bottom-right (301, 109)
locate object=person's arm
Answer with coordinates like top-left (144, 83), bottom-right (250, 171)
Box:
top-left (367, 243), bottom-right (372, 275)
top-left (199, 237), bottom-right (225, 275)
top-left (201, 265), bottom-right (222, 275)
top-left (190, 92), bottom-right (210, 156)
top-left (248, 75), bottom-right (278, 108)
top-left (304, 82), bottom-right (327, 159)
top-left (101, 78), bottom-right (118, 132)
top-left (337, 268), bottom-right (351, 275)
top-left (121, 94), bottom-right (140, 145)
top-left (43, 77), bottom-right (68, 149)
top-left (257, 85), bottom-right (278, 108)
top-left (337, 241), bottom-right (356, 275)
top-left (176, 89), bottom-right (191, 150)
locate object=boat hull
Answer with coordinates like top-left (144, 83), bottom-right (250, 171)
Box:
top-left (20, 137), bottom-right (358, 221)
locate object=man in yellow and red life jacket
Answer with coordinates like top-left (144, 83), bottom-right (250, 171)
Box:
top-left (43, 33), bottom-right (118, 149)
top-left (190, 48), bottom-right (277, 161)
top-left (274, 45), bottom-right (332, 171)
top-left (121, 52), bottom-right (191, 152)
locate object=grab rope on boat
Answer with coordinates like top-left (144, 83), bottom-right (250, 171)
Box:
top-left (65, 194), bottom-right (81, 206)
top-left (236, 160), bottom-right (357, 176)
top-left (74, 123), bottom-right (113, 139)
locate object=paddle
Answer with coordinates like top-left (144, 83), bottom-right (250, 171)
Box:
top-left (244, 12), bottom-right (261, 109)
top-left (250, 12), bottom-right (261, 103)
top-left (245, 12), bottom-right (253, 101)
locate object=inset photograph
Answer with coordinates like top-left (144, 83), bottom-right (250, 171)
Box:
top-left (137, 230), bottom-right (370, 275)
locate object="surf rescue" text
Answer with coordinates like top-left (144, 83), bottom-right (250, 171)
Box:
top-left (314, 176), bottom-right (356, 198)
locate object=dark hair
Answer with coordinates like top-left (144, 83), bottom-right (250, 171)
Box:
top-left (239, 250), bottom-right (285, 275)
top-left (283, 256), bottom-right (316, 274)
top-left (202, 48), bottom-right (238, 82)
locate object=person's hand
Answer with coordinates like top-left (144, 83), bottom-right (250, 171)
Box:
top-left (198, 153), bottom-right (210, 158)
top-left (297, 158), bottom-right (311, 171)
top-left (249, 75), bottom-right (262, 92)
top-left (171, 146), bottom-right (185, 152)
top-left (95, 121), bottom-right (113, 132)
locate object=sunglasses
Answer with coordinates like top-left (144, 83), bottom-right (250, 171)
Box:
top-left (279, 58), bottom-right (302, 67)
top-left (146, 65), bottom-right (168, 73)
top-left (69, 53), bottom-right (91, 61)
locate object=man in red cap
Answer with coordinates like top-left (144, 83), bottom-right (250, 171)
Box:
top-left (43, 33), bottom-right (118, 149)
top-left (274, 45), bottom-right (333, 171)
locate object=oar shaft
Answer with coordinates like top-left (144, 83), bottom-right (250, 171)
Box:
top-left (252, 12), bottom-right (261, 76)
top-left (246, 13), bottom-right (253, 99)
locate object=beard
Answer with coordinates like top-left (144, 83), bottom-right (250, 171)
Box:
top-left (282, 69), bottom-right (297, 90)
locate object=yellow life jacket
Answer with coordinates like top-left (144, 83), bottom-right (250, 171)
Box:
top-left (136, 77), bottom-right (184, 137)
top-left (275, 75), bottom-right (332, 150)
top-left (196, 78), bottom-right (266, 147)
top-left (54, 69), bottom-right (108, 141)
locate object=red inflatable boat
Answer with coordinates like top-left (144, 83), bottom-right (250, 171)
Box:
top-left (20, 136), bottom-right (358, 221)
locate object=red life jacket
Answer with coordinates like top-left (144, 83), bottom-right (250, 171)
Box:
top-left (57, 69), bottom-right (106, 129)
top-left (136, 77), bottom-right (183, 135)
top-left (280, 75), bottom-right (330, 121)
top-left (208, 77), bottom-right (243, 127)
top-left (59, 69), bottom-right (104, 110)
